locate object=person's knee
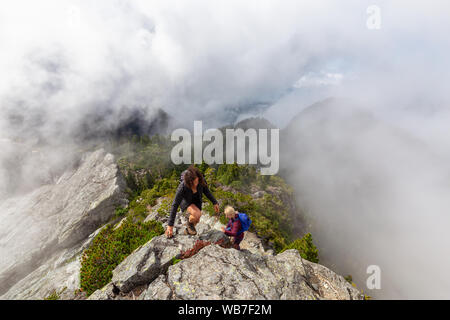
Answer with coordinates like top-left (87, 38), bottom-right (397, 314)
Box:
top-left (195, 211), bottom-right (202, 224)
top-left (189, 215), bottom-right (198, 224)
top-left (189, 208), bottom-right (202, 224)
top-left (187, 204), bottom-right (199, 213)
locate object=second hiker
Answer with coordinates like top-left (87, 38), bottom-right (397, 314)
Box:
top-left (221, 205), bottom-right (251, 250)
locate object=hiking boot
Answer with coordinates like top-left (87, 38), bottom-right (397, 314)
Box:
top-left (184, 221), bottom-right (197, 235)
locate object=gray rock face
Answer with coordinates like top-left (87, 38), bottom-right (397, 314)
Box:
top-left (0, 246), bottom-right (82, 300)
top-left (140, 275), bottom-right (173, 300)
top-left (87, 283), bottom-right (118, 300)
top-left (90, 229), bottom-right (233, 299)
top-left (238, 231), bottom-right (274, 256)
top-left (0, 149), bottom-right (127, 299)
top-left (301, 257), bottom-right (362, 300)
top-left (161, 245), bottom-right (362, 300)
top-left (111, 235), bottom-right (197, 293)
top-left (90, 233), bottom-right (362, 300)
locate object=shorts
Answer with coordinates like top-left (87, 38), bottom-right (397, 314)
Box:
top-left (181, 199), bottom-right (202, 214)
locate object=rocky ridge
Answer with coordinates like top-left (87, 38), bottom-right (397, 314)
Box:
top-left (88, 199), bottom-right (363, 300)
top-left (0, 149), bottom-right (363, 300)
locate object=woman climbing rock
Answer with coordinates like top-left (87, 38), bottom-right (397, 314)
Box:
top-left (165, 165), bottom-right (219, 238)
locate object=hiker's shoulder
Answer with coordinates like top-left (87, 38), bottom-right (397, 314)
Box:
top-left (176, 180), bottom-right (187, 192)
top-left (180, 169), bottom-right (188, 181)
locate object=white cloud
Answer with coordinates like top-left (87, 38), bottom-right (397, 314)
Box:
top-left (293, 72), bottom-right (344, 88)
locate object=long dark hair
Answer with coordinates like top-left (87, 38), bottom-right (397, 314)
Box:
top-left (183, 165), bottom-right (207, 189)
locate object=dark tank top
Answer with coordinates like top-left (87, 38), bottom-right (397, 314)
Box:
top-left (191, 190), bottom-right (202, 208)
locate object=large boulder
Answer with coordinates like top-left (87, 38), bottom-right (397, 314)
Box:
top-left (111, 235), bottom-right (197, 293)
top-left (89, 229), bottom-right (232, 299)
top-left (89, 230), bottom-right (363, 301)
top-left (141, 245), bottom-right (363, 300)
top-left (0, 149), bottom-right (127, 298)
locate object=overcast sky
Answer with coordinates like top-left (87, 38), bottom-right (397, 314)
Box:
top-left (1, 1), bottom-right (448, 136)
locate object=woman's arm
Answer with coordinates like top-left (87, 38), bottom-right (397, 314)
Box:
top-left (203, 184), bottom-right (220, 214)
top-left (168, 182), bottom-right (185, 227)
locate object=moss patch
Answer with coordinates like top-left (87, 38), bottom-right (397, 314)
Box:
top-left (280, 233), bottom-right (319, 263)
top-left (44, 291), bottom-right (59, 300)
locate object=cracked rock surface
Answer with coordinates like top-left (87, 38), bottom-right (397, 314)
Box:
top-left (90, 234), bottom-right (362, 300)
top-left (147, 245), bottom-right (362, 300)
top-left (87, 199), bottom-right (363, 301)
top-left (111, 235), bottom-right (198, 293)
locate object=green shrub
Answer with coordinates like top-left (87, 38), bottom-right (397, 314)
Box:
top-left (127, 176), bottom-right (179, 221)
top-left (44, 291), bottom-right (59, 300)
top-left (203, 202), bottom-right (216, 217)
top-left (114, 206), bottom-right (128, 218)
top-left (344, 275), bottom-right (353, 284)
top-left (281, 233), bottom-right (319, 263)
top-left (256, 174), bottom-right (270, 189)
top-left (229, 180), bottom-right (243, 190)
top-left (156, 198), bottom-right (172, 217)
top-left (129, 202), bottom-right (147, 219)
top-left (217, 163), bottom-right (241, 185)
top-left (80, 218), bottom-right (164, 296)
top-left (125, 171), bottom-right (139, 194)
top-left (204, 167), bottom-right (217, 191)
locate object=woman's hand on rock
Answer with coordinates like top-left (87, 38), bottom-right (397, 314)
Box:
top-left (165, 226), bottom-right (173, 238)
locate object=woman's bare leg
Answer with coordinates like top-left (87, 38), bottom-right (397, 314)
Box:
top-left (187, 204), bottom-right (202, 226)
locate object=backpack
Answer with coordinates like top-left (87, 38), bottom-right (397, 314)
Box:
top-left (226, 212), bottom-right (252, 236)
top-left (180, 170), bottom-right (187, 183)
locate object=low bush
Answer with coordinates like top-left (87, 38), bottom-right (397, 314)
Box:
top-left (114, 206), bottom-right (128, 218)
top-left (281, 233), bottom-right (319, 263)
top-left (44, 291), bottom-right (59, 300)
top-left (80, 218), bottom-right (164, 296)
top-left (178, 239), bottom-right (232, 260)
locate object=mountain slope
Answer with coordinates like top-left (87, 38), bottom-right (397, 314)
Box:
top-left (1, 147), bottom-right (364, 300)
top-left (0, 149), bottom-right (128, 298)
